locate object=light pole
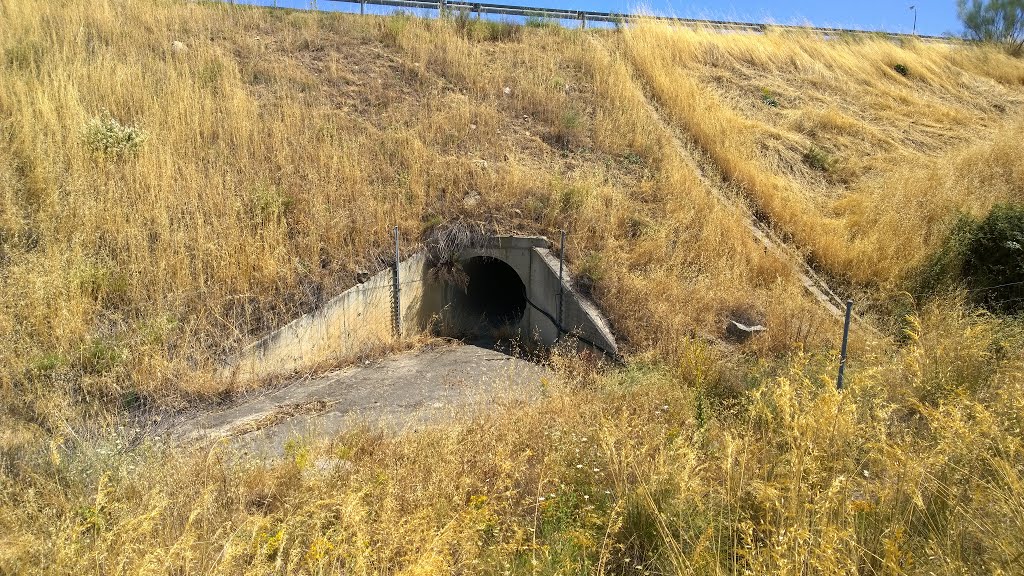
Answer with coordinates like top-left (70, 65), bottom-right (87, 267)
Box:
top-left (909, 5), bottom-right (917, 35)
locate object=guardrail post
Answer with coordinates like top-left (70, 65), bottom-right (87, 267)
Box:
top-left (360, 0), bottom-right (365, 14)
top-left (475, 2), bottom-right (480, 19)
top-left (579, 11), bottom-right (586, 29)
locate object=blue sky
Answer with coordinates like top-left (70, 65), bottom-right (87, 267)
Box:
top-left (608, 1), bottom-right (959, 35)
top-left (266, 0), bottom-right (963, 36)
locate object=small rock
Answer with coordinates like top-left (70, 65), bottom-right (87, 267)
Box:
top-left (171, 40), bottom-right (187, 53)
top-left (502, 86), bottom-right (511, 95)
top-left (355, 270), bottom-right (371, 283)
top-left (725, 320), bottom-right (766, 343)
top-left (469, 123), bottom-right (477, 130)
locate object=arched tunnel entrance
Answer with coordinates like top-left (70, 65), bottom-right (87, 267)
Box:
top-left (221, 235), bottom-right (620, 381)
top-left (444, 256), bottom-right (528, 344)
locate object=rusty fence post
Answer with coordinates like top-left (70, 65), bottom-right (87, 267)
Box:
top-left (836, 299), bottom-right (853, 390)
top-left (392, 226), bottom-right (402, 337)
top-left (558, 230), bottom-right (566, 331)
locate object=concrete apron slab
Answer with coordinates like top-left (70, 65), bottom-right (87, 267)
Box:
top-left (173, 344), bottom-right (551, 457)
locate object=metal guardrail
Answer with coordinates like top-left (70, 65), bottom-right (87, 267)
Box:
top-left (316, 0), bottom-right (949, 41)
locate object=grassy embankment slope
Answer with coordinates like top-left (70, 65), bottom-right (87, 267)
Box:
top-left (1, 0), bottom-right (1023, 573)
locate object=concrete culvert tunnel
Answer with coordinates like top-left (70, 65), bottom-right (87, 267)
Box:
top-left (221, 235), bottom-right (620, 382)
top-left (450, 256), bottom-right (527, 333)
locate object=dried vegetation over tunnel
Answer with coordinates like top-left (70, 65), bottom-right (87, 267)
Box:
top-left (1, 0), bottom-right (1024, 572)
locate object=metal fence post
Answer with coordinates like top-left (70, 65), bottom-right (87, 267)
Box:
top-left (836, 299), bottom-right (853, 390)
top-left (558, 230), bottom-right (566, 331)
top-left (392, 226), bottom-right (402, 338)
top-left (360, 0), bottom-right (365, 14)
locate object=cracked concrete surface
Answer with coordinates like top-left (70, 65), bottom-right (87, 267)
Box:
top-left (172, 343), bottom-right (551, 455)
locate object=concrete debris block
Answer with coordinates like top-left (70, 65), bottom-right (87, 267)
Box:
top-left (725, 320), bottom-right (766, 343)
top-left (171, 40), bottom-right (187, 53)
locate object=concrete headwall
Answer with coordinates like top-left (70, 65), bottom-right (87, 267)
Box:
top-left (447, 236), bottom-right (617, 355)
top-left (221, 236), bottom-right (618, 383)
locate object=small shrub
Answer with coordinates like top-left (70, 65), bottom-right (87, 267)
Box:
top-left (574, 252), bottom-right (604, 298)
top-left (557, 183), bottom-right (587, 213)
top-left (544, 108), bottom-right (586, 150)
top-left (79, 263), bottom-right (131, 308)
top-left (962, 204), bottom-right (1024, 312)
top-left (480, 19), bottom-right (521, 42)
top-left (453, 11), bottom-right (521, 42)
top-left (377, 11), bottom-right (414, 46)
top-left (919, 214), bottom-right (976, 295)
top-left (802, 146), bottom-right (834, 172)
top-left (524, 13), bottom-right (558, 28)
top-left (4, 39), bottom-right (46, 72)
top-left (30, 352), bottom-right (66, 376)
top-left (81, 113), bottom-right (148, 159)
top-left (621, 151), bottom-right (644, 167)
top-left (80, 338), bottom-right (125, 376)
top-left (893, 63), bottom-right (910, 77)
top-left (249, 186), bottom-right (294, 227)
top-left (921, 205), bottom-right (1024, 313)
top-left (760, 89), bottom-right (780, 108)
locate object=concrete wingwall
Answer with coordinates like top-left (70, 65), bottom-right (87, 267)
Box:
top-left (221, 236), bottom-right (617, 383)
top-left (220, 253), bottom-right (433, 383)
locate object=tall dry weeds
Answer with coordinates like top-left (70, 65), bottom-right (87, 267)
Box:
top-left (1, 1), bottom-right (1023, 573)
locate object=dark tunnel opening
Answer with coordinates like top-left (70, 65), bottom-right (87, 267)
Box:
top-left (452, 256), bottom-right (527, 332)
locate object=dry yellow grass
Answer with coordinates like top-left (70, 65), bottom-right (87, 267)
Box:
top-left (2, 304), bottom-right (1022, 574)
top-left (621, 23), bottom-right (1024, 286)
top-left (0, 0), bottom-right (831, 415)
top-left (2, 0), bottom-right (1024, 573)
